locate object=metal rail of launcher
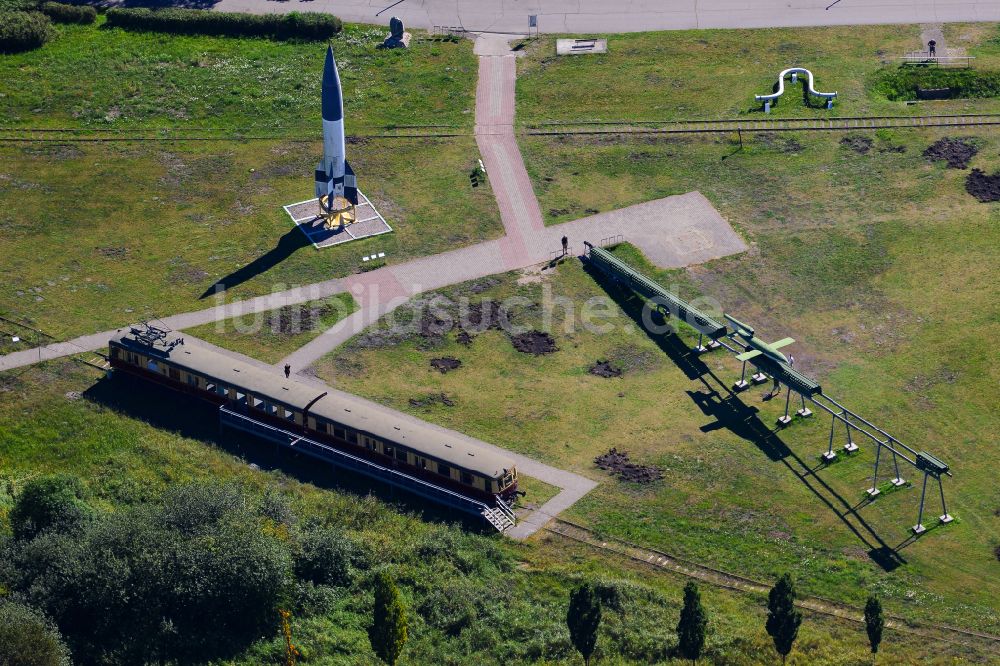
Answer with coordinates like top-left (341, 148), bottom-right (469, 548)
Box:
top-left (583, 242), bottom-right (953, 534)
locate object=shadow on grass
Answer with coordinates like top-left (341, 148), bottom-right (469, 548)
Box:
top-left (200, 226), bottom-right (311, 299)
top-left (82, 371), bottom-right (491, 533)
top-left (583, 262), bottom-right (907, 571)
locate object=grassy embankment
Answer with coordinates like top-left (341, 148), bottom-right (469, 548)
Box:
top-left (314, 126), bottom-right (1000, 636)
top-left (516, 23), bottom-right (1000, 123)
top-left (0, 359), bottom-right (989, 664)
top-left (0, 20), bottom-right (500, 340)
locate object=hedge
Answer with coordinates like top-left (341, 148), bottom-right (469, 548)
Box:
top-left (874, 67), bottom-right (1000, 101)
top-left (41, 1), bottom-right (96, 24)
top-left (0, 11), bottom-right (54, 53)
top-left (105, 8), bottom-right (342, 40)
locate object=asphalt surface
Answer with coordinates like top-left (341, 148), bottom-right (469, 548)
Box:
top-left (210, 0), bottom-right (1000, 33)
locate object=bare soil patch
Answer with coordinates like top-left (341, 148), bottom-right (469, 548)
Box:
top-left (924, 137), bottom-right (978, 169)
top-left (594, 448), bottom-right (664, 484)
top-left (97, 246), bottom-right (128, 260)
top-left (456, 329), bottom-right (474, 346)
top-left (588, 360), bottom-right (622, 378)
top-left (966, 169), bottom-right (1000, 202)
top-left (840, 135), bottom-right (873, 155)
top-left (756, 132), bottom-right (803, 154)
top-left (462, 300), bottom-right (507, 333)
top-left (266, 301), bottom-right (338, 336)
top-left (409, 392), bottom-right (455, 408)
top-left (430, 357), bottom-right (462, 373)
top-left (510, 331), bottom-right (558, 355)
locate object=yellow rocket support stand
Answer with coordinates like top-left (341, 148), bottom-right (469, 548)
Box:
top-left (319, 194), bottom-right (357, 231)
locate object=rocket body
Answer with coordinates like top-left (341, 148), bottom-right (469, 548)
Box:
top-left (315, 46), bottom-right (357, 210)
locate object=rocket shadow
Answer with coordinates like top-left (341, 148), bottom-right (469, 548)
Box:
top-left (584, 262), bottom-right (906, 571)
top-left (199, 226), bottom-right (311, 299)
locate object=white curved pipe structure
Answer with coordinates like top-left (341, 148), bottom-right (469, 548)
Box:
top-left (755, 67), bottom-right (837, 104)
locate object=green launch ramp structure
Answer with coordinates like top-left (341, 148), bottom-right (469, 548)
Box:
top-left (584, 241), bottom-right (952, 536)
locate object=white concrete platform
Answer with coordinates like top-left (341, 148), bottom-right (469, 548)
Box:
top-left (283, 190), bottom-right (393, 249)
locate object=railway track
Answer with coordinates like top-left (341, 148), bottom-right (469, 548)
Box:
top-left (543, 518), bottom-right (1000, 651)
top-left (4, 114), bottom-right (1000, 143)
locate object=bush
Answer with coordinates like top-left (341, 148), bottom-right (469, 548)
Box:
top-left (0, 601), bottom-right (71, 666)
top-left (105, 7), bottom-right (342, 41)
top-left (9, 474), bottom-right (92, 541)
top-left (874, 67), bottom-right (1000, 100)
top-left (41, 2), bottom-right (95, 24)
top-left (0, 11), bottom-right (54, 53)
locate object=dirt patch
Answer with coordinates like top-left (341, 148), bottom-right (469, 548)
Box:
top-left (756, 132), bottom-right (804, 154)
top-left (455, 329), bottom-right (473, 346)
top-left (840, 135), bottom-right (873, 155)
top-left (265, 301), bottom-right (339, 336)
top-left (97, 246), bottom-right (128, 260)
top-left (924, 138), bottom-right (978, 169)
top-left (430, 357), bottom-right (462, 374)
top-left (419, 312), bottom-right (455, 339)
top-left (409, 392), bottom-right (455, 408)
top-left (462, 300), bottom-right (507, 333)
top-left (995, 544), bottom-right (1000, 563)
top-left (594, 448), bottom-right (664, 484)
top-left (510, 331), bottom-right (557, 356)
top-left (588, 360), bottom-right (622, 378)
top-left (966, 169), bottom-right (1000, 202)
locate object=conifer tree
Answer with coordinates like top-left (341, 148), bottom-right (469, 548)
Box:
top-left (765, 573), bottom-right (802, 665)
top-left (567, 582), bottom-right (602, 666)
top-left (864, 595), bottom-right (885, 665)
top-left (676, 581), bottom-right (708, 664)
top-left (368, 571), bottom-right (408, 666)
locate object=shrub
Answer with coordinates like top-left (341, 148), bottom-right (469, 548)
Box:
top-left (104, 7), bottom-right (342, 41)
top-left (0, 601), bottom-right (71, 666)
top-left (0, 11), bottom-right (54, 53)
top-left (874, 67), bottom-right (1000, 100)
top-left (9, 474), bottom-right (92, 541)
top-left (41, 2), bottom-right (95, 24)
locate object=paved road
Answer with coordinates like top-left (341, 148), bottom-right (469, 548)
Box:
top-left (211, 0), bottom-right (1000, 32)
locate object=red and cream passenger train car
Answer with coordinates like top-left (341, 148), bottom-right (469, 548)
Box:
top-left (108, 329), bottom-right (518, 504)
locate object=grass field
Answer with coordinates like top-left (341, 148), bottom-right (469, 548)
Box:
top-left (516, 24), bottom-right (1000, 122)
top-left (315, 126), bottom-right (1000, 635)
top-left (0, 20), bottom-right (478, 130)
top-left (183, 293), bottom-right (356, 364)
top-left (0, 359), bottom-right (990, 664)
top-left (0, 21), bottom-right (499, 341)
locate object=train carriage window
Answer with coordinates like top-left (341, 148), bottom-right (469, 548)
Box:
top-left (251, 396), bottom-right (263, 409)
top-left (284, 408), bottom-right (296, 421)
top-left (169, 367), bottom-right (180, 381)
top-left (188, 375), bottom-right (199, 387)
top-left (395, 448), bottom-right (408, 463)
top-left (334, 427), bottom-right (346, 440)
top-left (420, 458), bottom-right (427, 470)
top-left (147, 360), bottom-right (158, 372)
top-left (437, 463), bottom-right (451, 479)
top-left (461, 471), bottom-right (473, 485)
top-left (206, 382), bottom-right (216, 392)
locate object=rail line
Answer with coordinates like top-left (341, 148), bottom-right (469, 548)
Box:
top-left (4, 113), bottom-right (1000, 143)
top-left (543, 518), bottom-right (1000, 651)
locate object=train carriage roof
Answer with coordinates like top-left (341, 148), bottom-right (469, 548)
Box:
top-left (111, 330), bottom-right (514, 478)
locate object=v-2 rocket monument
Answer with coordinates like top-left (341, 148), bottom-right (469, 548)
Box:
top-left (315, 45), bottom-right (358, 230)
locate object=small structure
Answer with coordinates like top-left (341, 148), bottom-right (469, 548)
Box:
top-left (556, 38), bottom-right (608, 55)
top-left (381, 16), bottom-right (411, 49)
top-left (755, 67), bottom-right (837, 113)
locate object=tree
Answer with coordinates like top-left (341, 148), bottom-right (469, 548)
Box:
top-left (0, 601), bottom-right (71, 666)
top-left (9, 474), bottom-right (92, 541)
top-left (676, 581), bottom-right (708, 664)
top-left (765, 573), bottom-right (802, 665)
top-left (368, 571), bottom-right (408, 666)
top-left (864, 595), bottom-right (885, 665)
top-left (567, 582), bottom-right (602, 666)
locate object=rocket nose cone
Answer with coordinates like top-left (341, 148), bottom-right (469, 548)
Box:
top-left (321, 45), bottom-right (343, 122)
top-left (323, 45), bottom-right (337, 85)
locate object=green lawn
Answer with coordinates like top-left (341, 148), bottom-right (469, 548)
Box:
top-left (0, 359), bottom-right (988, 664)
top-left (516, 24), bottom-right (1000, 123)
top-left (0, 136), bottom-right (500, 339)
top-left (315, 127), bottom-right (1000, 635)
top-left (183, 293), bottom-right (356, 364)
top-left (0, 20), bottom-right (478, 130)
